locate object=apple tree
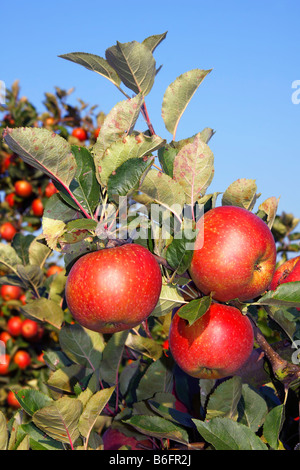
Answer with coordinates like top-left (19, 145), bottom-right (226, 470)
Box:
top-left (0, 32), bottom-right (300, 451)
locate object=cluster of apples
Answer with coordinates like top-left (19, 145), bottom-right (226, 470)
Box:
top-left (64, 204), bottom-right (286, 380)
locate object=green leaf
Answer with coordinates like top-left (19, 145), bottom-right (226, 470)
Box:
top-left (136, 356), bottom-right (173, 402)
top-left (107, 156), bottom-right (153, 198)
top-left (258, 281), bottom-right (300, 308)
top-left (157, 145), bottom-right (178, 177)
top-left (263, 404), bottom-right (285, 449)
top-left (12, 233), bottom-right (35, 265)
top-left (78, 386), bottom-right (115, 438)
top-left (173, 133), bottom-right (214, 203)
top-left (151, 283), bottom-right (186, 317)
top-left (68, 146), bottom-right (100, 216)
top-left (257, 196), bottom-right (280, 229)
top-left (93, 94), bottom-right (144, 160)
top-left (59, 323), bottom-right (105, 369)
top-left (99, 330), bottom-right (129, 385)
top-left (21, 298), bottom-right (64, 329)
top-left (42, 193), bottom-right (83, 250)
top-left (148, 393), bottom-right (194, 429)
top-left (105, 41), bottom-right (156, 96)
top-left (176, 296), bottom-right (211, 326)
top-left (98, 133), bottom-right (164, 187)
top-left (124, 415), bottom-right (189, 445)
top-left (125, 333), bottom-right (163, 361)
top-left (222, 178), bottom-right (260, 210)
top-left (58, 52), bottom-right (122, 87)
top-left (47, 364), bottom-right (86, 394)
top-left (206, 376), bottom-right (242, 420)
top-left (166, 221), bottom-right (198, 275)
top-left (162, 69), bottom-right (212, 139)
top-left (0, 242), bottom-right (22, 272)
top-left (237, 384), bottom-right (268, 432)
top-left (193, 417), bottom-right (268, 450)
top-left (142, 31), bottom-right (168, 53)
top-left (3, 127), bottom-right (76, 187)
top-left (28, 237), bottom-right (52, 268)
top-left (15, 264), bottom-right (44, 291)
top-left (138, 169), bottom-right (185, 222)
top-left (20, 423), bottom-right (64, 450)
top-left (32, 396), bottom-right (83, 445)
top-left (0, 411), bottom-right (8, 450)
top-left (171, 128), bottom-right (215, 151)
top-left (14, 389), bottom-right (53, 417)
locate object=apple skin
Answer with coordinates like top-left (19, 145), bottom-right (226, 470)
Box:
top-left (1, 285), bottom-right (22, 301)
top-left (189, 206), bottom-right (277, 302)
top-left (0, 222), bottom-right (17, 241)
top-left (65, 243), bottom-right (162, 334)
top-left (269, 256), bottom-right (300, 290)
top-left (169, 303), bottom-right (254, 380)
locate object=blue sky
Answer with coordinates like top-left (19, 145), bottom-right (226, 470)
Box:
top-left (2, 0), bottom-right (300, 221)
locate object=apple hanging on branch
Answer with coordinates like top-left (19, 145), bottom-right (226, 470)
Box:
top-left (65, 243), bottom-right (162, 334)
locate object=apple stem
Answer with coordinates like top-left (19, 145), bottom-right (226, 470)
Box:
top-left (141, 101), bottom-right (155, 135)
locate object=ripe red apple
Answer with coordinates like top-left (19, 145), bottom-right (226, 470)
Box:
top-left (7, 316), bottom-right (23, 337)
top-left (0, 222), bottom-right (17, 241)
top-left (46, 265), bottom-right (64, 277)
top-left (7, 390), bottom-right (21, 409)
top-left (189, 206), bottom-right (277, 302)
top-left (0, 285), bottom-right (22, 301)
top-left (44, 181), bottom-right (58, 198)
top-left (169, 303), bottom-right (254, 380)
top-left (65, 243), bottom-right (162, 334)
top-left (0, 354), bottom-right (10, 375)
top-left (21, 319), bottom-right (39, 339)
top-left (14, 180), bottom-right (33, 198)
top-left (94, 127), bottom-right (101, 139)
top-left (13, 350), bottom-right (31, 369)
top-left (31, 198), bottom-right (44, 217)
top-left (71, 127), bottom-right (87, 142)
top-left (269, 256), bottom-right (300, 290)
top-left (0, 331), bottom-right (13, 345)
top-left (102, 428), bottom-right (152, 450)
top-left (5, 192), bottom-right (15, 208)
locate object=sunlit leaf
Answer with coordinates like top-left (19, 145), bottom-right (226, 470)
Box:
top-left (162, 69), bottom-right (211, 139)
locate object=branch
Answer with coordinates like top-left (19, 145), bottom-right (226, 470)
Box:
top-left (249, 315), bottom-right (300, 390)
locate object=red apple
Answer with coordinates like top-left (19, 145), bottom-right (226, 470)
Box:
top-left (189, 206), bottom-right (277, 302)
top-left (102, 428), bottom-right (152, 450)
top-left (0, 354), bottom-right (10, 375)
top-left (0, 222), bottom-right (17, 241)
top-left (14, 180), bottom-right (33, 198)
top-left (169, 303), bottom-right (254, 380)
top-left (65, 243), bottom-right (162, 334)
top-left (71, 127), bottom-right (87, 142)
top-left (31, 198), bottom-right (44, 217)
top-left (7, 390), bottom-right (21, 409)
top-left (0, 331), bottom-right (13, 345)
top-left (44, 181), bottom-right (58, 198)
top-left (21, 319), bottom-right (39, 339)
top-left (13, 350), bottom-right (31, 369)
top-left (269, 256), bottom-right (300, 290)
top-left (46, 265), bottom-right (64, 277)
top-left (7, 316), bottom-right (23, 337)
top-left (5, 192), bottom-right (15, 208)
top-left (0, 285), bottom-right (22, 301)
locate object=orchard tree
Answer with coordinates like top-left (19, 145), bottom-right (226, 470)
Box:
top-left (0, 32), bottom-right (300, 451)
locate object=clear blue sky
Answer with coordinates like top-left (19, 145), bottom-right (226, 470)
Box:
top-left (2, 0), bottom-right (300, 220)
